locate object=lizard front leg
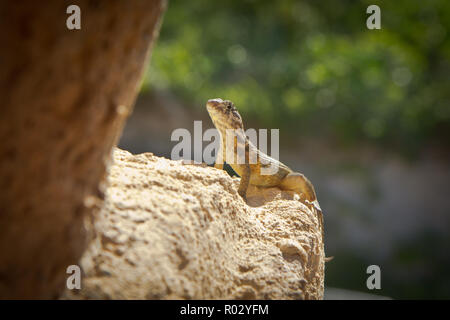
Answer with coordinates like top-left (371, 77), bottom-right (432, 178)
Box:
top-left (237, 163), bottom-right (250, 201)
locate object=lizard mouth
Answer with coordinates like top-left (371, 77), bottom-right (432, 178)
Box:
top-left (206, 98), bottom-right (223, 109)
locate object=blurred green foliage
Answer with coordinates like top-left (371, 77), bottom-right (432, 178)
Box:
top-left (142, 0), bottom-right (450, 152)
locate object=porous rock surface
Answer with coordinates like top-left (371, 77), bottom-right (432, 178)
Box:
top-left (66, 148), bottom-right (325, 299)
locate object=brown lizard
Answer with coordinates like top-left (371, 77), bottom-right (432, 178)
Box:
top-left (206, 98), bottom-right (327, 243)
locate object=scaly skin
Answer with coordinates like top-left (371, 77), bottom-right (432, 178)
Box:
top-left (206, 98), bottom-right (323, 214)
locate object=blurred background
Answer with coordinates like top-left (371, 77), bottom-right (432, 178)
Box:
top-left (118, 0), bottom-right (450, 299)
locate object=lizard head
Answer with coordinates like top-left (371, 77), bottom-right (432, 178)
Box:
top-left (206, 98), bottom-right (244, 132)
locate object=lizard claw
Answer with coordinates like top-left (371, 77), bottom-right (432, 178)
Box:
top-left (305, 199), bottom-right (322, 214)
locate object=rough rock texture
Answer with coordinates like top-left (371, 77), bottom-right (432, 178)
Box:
top-left (65, 148), bottom-right (325, 299)
top-left (0, 1), bottom-right (166, 298)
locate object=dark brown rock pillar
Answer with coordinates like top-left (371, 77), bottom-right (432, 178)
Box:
top-left (0, 0), bottom-right (166, 298)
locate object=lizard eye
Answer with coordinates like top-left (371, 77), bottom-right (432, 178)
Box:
top-left (227, 105), bottom-right (232, 110)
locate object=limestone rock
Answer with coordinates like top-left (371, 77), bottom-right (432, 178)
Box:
top-left (65, 148), bottom-right (325, 299)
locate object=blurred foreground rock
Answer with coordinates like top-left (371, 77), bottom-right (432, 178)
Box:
top-left (0, 1), bottom-right (166, 298)
top-left (65, 148), bottom-right (325, 299)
